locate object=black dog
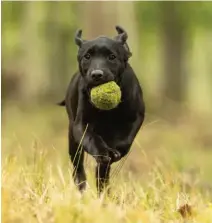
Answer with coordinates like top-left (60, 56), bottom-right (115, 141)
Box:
top-left (59, 26), bottom-right (145, 195)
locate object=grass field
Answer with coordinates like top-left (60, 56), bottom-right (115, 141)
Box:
top-left (2, 104), bottom-right (212, 223)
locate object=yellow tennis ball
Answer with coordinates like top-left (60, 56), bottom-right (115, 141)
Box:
top-left (90, 81), bottom-right (121, 110)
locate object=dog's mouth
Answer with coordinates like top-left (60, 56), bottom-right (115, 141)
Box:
top-left (86, 80), bottom-right (109, 95)
top-left (83, 69), bottom-right (121, 97)
top-left (86, 77), bottom-right (115, 89)
top-left (89, 79), bottom-right (108, 88)
top-left (86, 79), bottom-right (121, 98)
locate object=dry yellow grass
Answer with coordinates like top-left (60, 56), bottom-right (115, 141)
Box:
top-left (2, 105), bottom-right (212, 223)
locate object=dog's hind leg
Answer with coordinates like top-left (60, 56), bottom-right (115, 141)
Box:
top-left (69, 125), bottom-right (86, 192)
top-left (96, 162), bottom-right (111, 197)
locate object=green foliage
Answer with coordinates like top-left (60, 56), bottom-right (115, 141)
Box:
top-left (135, 2), bottom-right (212, 30)
top-left (135, 2), bottom-right (161, 31)
top-left (1, 2), bottom-right (212, 111)
top-left (2, 2), bottom-right (24, 64)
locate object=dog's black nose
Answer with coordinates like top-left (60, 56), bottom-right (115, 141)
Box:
top-left (91, 70), bottom-right (103, 81)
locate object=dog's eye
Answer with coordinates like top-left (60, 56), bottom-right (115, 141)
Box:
top-left (84, 53), bottom-right (91, 60)
top-left (108, 54), bottom-right (116, 61)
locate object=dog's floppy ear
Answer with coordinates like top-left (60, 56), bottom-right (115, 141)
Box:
top-left (115, 25), bottom-right (128, 44)
top-left (115, 25), bottom-right (132, 58)
top-left (75, 29), bottom-right (83, 47)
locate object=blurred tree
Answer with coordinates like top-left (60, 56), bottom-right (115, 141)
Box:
top-left (116, 2), bottom-right (140, 78)
top-left (2, 2), bottom-right (24, 102)
top-left (160, 2), bottom-right (187, 106)
top-left (1, 1), bottom-right (212, 115)
top-left (79, 1), bottom-right (118, 38)
top-left (44, 2), bottom-right (76, 100)
top-left (20, 2), bottom-right (47, 101)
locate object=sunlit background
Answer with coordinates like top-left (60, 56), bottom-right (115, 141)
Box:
top-left (2, 2), bottom-right (212, 222)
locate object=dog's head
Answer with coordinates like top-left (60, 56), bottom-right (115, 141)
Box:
top-left (75, 26), bottom-right (132, 89)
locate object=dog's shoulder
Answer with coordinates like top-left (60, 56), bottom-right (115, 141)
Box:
top-left (120, 64), bottom-right (145, 112)
top-left (121, 64), bottom-right (141, 90)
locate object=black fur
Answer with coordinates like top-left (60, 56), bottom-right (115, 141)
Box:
top-left (59, 26), bottom-right (145, 195)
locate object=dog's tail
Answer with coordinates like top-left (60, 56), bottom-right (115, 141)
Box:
top-left (57, 100), bottom-right (66, 106)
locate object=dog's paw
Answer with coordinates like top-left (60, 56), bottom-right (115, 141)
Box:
top-left (94, 154), bottom-right (111, 164)
top-left (109, 149), bottom-right (121, 162)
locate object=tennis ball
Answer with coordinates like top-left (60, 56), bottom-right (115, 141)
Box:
top-left (90, 81), bottom-right (121, 110)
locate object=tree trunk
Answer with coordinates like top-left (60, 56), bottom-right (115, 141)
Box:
top-left (20, 2), bottom-right (47, 102)
top-left (44, 2), bottom-right (73, 101)
top-left (116, 2), bottom-right (140, 78)
top-left (80, 1), bottom-right (118, 39)
top-left (161, 2), bottom-right (186, 106)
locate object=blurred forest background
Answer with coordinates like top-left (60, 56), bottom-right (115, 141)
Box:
top-left (2, 1), bottom-right (212, 115)
top-left (2, 1), bottom-right (212, 175)
top-left (2, 2), bottom-right (212, 222)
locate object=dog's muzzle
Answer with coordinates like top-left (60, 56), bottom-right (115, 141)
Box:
top-left (86, 68), bottom-right (115, 88)
top-left (91, 70), bottom-right (104, 82)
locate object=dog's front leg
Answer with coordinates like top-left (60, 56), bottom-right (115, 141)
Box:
top-left (73, 121), bottom-right (112, 163)
top-left (73, 121), bottom-right (113, 196)
top-left (73, 90), bottom-right (119, 163)
top-left (116, 113), bottom-right (144, 158)
top-left (96, 162), bottom-right (111, 197)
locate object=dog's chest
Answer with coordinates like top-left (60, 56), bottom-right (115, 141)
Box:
top-left (89, 108), bottom-right (130, 141)
top-left (94, 112), bottom-right (123, 127)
